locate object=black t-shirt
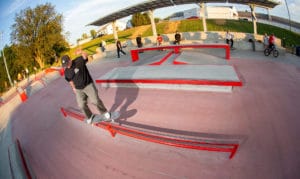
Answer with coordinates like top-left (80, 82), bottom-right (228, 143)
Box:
top-left (175, 33), bottom-right (181, 41)
top-left (64, 56), bottom-right (93, 89)
top-left (136, 37), bottom-right (142, 44)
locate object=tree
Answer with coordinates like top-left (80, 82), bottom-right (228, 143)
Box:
top-left (154, 18), bottom-right (161, 23)
top-left (82, 33), bottom-right (88, 39)
top-left (0, 45), bottom-right (21, 92)
top-left (131, 12), bottom-right (151, 27)
top-left (90, 29), bottom-right (97, 39)
top-left (11, 3), bottom-right (68, 69)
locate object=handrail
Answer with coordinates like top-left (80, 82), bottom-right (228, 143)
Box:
top-left (60, 107), bottom-right (239, 159)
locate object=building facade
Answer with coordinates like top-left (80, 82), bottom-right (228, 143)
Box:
top-left (169, 6), bottom-right (238, 21)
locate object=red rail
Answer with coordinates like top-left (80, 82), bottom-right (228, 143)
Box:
top-left (149, 51), bottom-right (174, 65)
top-left (60, 107), bottom-right (239, 159)
top-left (95, 78), bottom-right (242, 87)
top-left (131, 44), bottom-right (230, 62)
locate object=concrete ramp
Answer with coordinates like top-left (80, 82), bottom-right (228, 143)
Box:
top-left (96, 65), bottom-right (242, 92)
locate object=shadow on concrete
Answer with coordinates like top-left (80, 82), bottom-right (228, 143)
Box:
top-left (109, 68), bottom-right (139, 121)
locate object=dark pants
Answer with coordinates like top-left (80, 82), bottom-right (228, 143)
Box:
top-left (269, 43), bottom-right (275, 49)
top-left (137, 43), bottom-right (143, 48)
top-left (75, 83), bottom-right (108, 119)
top-left (174, 40), bottom-right (180, 45)
top-left (226, 39), bottom-right (234, 48)
top-left (117, 48), bottom-right (126, 58)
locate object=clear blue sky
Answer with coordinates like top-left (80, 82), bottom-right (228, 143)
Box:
top-left (0, 0), bottom-right (299, 50)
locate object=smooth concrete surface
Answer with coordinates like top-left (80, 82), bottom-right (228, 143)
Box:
top-left (99, 65), bottom-right (239, 81)
top-left (98, 64), bottom-right (239, 92)
top-left (1, 49), bottom-right (300, 178)
top-left (98, 50), bottom-right (239, 92)
top-left (176, 51), bottom-right (227, 65)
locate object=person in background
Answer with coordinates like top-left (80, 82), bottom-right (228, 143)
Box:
top-left (136, 34), bottom-right (143, 48)
top-left (101, 40), bottom-right (106, 52)
top-left (61, 49), bottom-right (111, 124)
top-left (263, 33), bottom-right (269, 49)
top-left (116, 40), bottom-right (126, 58)
top-left (225, 30), bottom-right (234, 48)
top-left (268, 33), bottom-right (276, 49)
top-left (174, 31), bottom-right (181, 45)
top-left (157, 34), bottom-right (163, 46)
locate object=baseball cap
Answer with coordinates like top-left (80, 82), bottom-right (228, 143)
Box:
top-left (61, 55), bottom-right (70, 67)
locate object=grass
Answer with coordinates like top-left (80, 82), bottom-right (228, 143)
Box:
top-left (257, 23), bottom-right (300, 47)
top-left (143, 22), bottom-right (168, 36)
top-left (74, 19), bottom-right (300, 54)
top-left (178, 19), bottom-right (202, 32)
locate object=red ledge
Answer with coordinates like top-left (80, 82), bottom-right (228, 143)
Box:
top-left (149, 51), bottom-right (173, 65)
top-left (96, 79), bottom-right (243, 87)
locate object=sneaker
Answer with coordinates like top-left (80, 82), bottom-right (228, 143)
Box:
top-left (103, 112), bottom-right (111, 122)
top-left (86, 114), bottom-right (95, 124)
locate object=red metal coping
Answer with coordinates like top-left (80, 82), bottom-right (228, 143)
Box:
top-left (60, 107), bottom-right (239, 159)
top-left (16, 139), bottom-right (32, 179)
top-left (149, 51), bottom-right (174, 65)
top-left (8, 139), bottom-right (33, 179)
top-left (96, 79), bottom-right (243, 87)
top-left (149, 51), bottom-right (187, 65)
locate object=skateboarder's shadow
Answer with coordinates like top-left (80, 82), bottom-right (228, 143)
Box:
top-left (109, 79), bottom-right (138, 121)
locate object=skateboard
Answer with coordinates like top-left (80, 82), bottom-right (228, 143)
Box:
top-left (84, 111), bottom-right (120, 124)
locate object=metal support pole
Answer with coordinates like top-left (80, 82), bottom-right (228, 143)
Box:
top-left (267, 8), bottom-right (272, 21)
top-left (148, 10), bottom-right (157, 39)
top-left (112, 21), bottom-right (118, 42)
top-left (284, 0), bottom-right (292, 31)
top-left (1, 32), bottom-right (13, 87)
top-left (200, 3), bottom-right (207, 32)
top-left (250, 4), bottom-right (257, 35)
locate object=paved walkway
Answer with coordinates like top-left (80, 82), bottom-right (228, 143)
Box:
top-left (1, 49), bottom-right (300, 178)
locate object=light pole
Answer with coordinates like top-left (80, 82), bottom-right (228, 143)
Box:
top-left (0, 32), bottom-right (13, 87)
top-left (284, 0), bottom-right (292, 31)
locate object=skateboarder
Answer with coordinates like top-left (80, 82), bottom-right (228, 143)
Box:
top-left (61, 49), bottom-right (110, 124)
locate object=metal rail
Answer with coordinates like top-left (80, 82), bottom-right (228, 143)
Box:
top-left (61, 107), bottom-right (239, 159)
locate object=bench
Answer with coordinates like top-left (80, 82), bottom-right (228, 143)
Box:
top-left (130, 44), bottom-right (230, 62)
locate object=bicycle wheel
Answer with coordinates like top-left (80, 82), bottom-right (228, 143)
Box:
top-left (273, 50), bottom-right (279, 57)
top-left (264, 48), bottom-right (270, 56)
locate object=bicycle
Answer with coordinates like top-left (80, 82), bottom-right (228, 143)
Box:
top-left (264, 45), bottom-right (279, 57)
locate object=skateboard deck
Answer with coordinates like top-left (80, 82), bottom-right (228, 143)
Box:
top-left (84, 111), bottom-right (120, 124)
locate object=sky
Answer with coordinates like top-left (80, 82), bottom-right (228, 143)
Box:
top-left (0, 0), bottom-right (299, 50)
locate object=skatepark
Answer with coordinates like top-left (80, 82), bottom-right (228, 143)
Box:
top-left (1, 45), bottom-right (300, 178)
